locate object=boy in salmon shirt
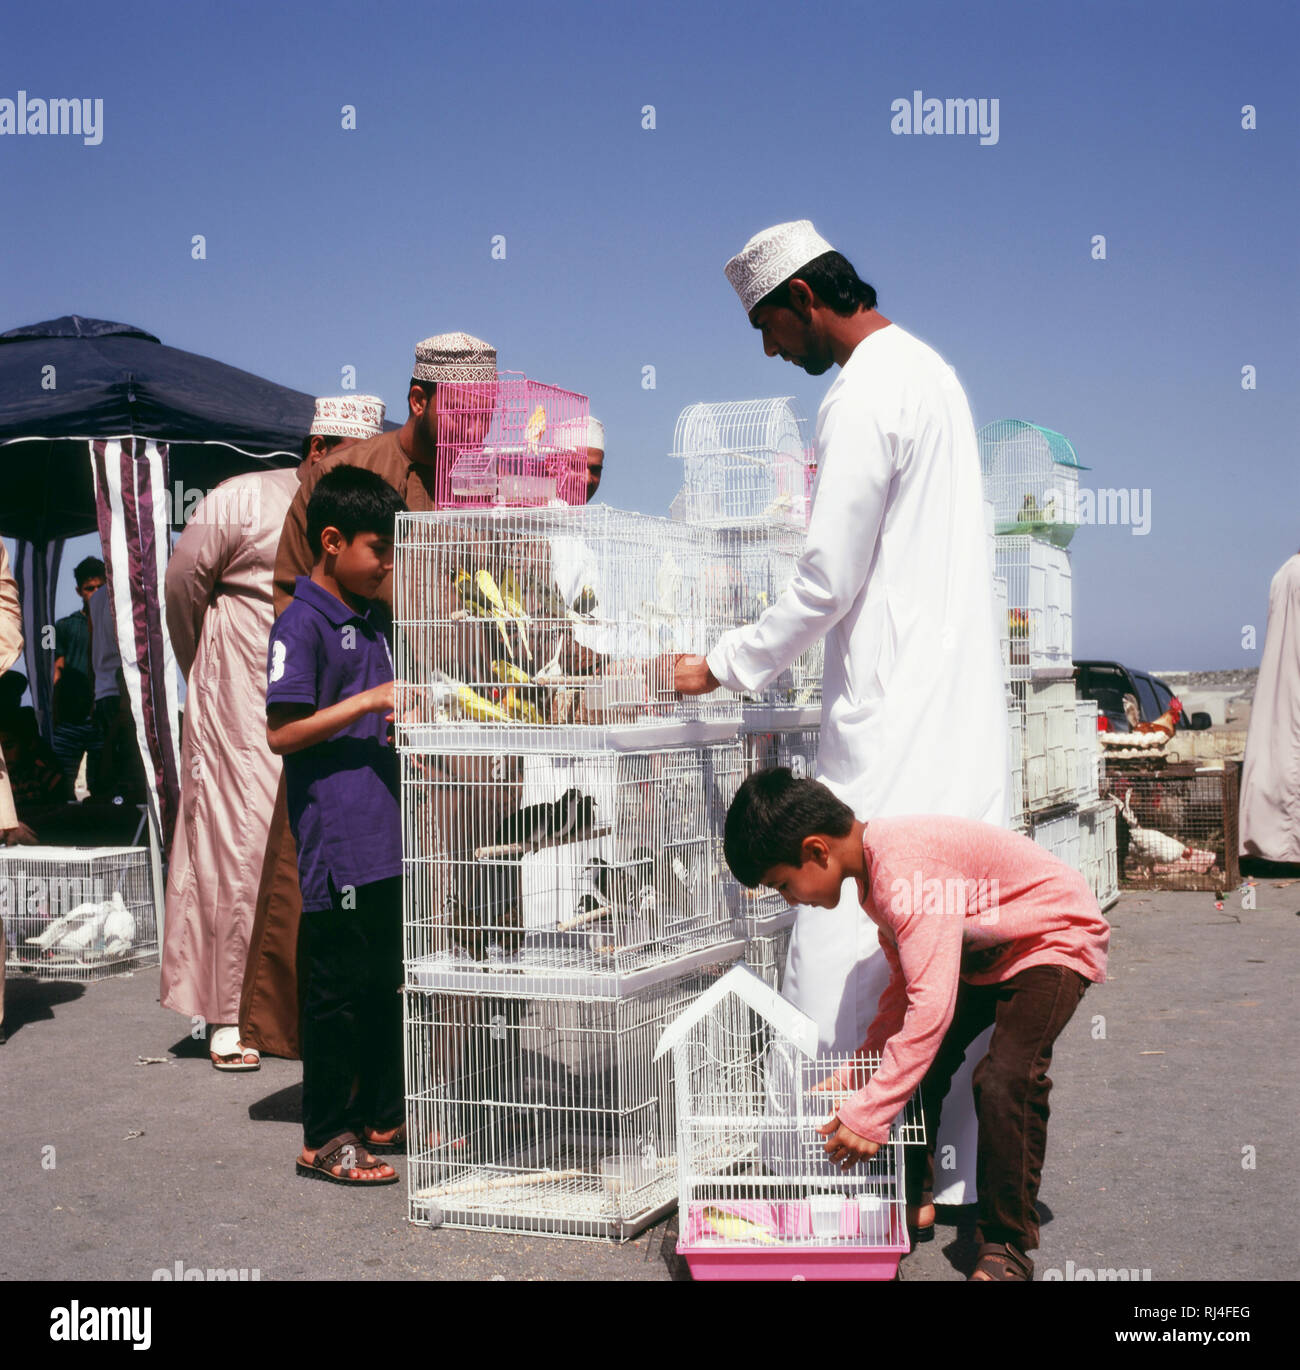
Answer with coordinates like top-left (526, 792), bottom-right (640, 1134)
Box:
top-left (724, 767), bottom-right (1109, 1281)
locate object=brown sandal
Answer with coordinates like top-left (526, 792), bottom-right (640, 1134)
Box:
top-left (969, 1242), bottom-right (1034, 1281)
top-left (362, 1123), bottom-right (407, 1155)
top-left (296, 1132), bottom-right (398, 1186)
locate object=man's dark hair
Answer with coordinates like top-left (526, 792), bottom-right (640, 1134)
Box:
top-left (724, 766), bottom-right (855, 888)
top-left (74, 556), bottom-right (105, 587)
top-left (305, 465), bottom-right (407, 559)
top-left (299, 432), bottom-right (348, 464)
top-left (409, 378), bottom-right (436, 405)
top-left (755, 250), bottom-right (877, 317)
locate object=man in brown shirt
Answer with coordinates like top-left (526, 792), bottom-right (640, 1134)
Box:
top-left (241, 333), bottom-right (499, 1065)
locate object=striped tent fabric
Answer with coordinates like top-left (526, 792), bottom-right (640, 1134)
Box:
top-left (13, 535), bottom-right (65, 740)
top-left (89, 438), bottom-right (182, 858)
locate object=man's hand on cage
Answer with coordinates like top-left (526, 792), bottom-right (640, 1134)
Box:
top-left (673, 654), bottom-right (720, 695)
top-left (818, 1116), bottom-right (880, 1170)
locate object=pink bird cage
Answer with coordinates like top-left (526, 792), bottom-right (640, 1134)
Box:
top-left (436, 372), bottom-right (590, 510)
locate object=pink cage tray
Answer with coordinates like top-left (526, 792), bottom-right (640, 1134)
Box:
top-left (677, 1199), bottom-right (908, 1282)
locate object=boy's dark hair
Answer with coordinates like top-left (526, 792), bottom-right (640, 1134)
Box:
top-left (305, 465), bottom-right (407, 559)
top-left (299, 432), bottom-right (347, 463)
top-left (754, 250), bottom-right (878, 317)
top-left (74, 556), bottom-right (105, 586)
top-left (724, 766), bottom-right (855, 888)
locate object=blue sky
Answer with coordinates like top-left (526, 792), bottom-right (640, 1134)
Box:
top-left (2, 0), bottom-right (1296, 671)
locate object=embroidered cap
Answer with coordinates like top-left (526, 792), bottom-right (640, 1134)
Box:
top-left (555, 415), bottom-right (605, 450)
top-left (724, 219), bottom-right (836, 315)
top-left (412, 332), bottom-right (498, 384)
top-left (309, 394), bottom-right (386, 440)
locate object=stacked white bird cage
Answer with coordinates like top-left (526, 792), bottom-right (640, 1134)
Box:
top-left (657, 965), bottom-right (922, 1281)
top-left (743, 913), bottom-right (795, 993)
top-left (0, 845), bottom-right (157, 982)
top-left (1078, 801), bottom-right (1119, 909)
top-left (981, 420), bottom-right (1115, 898)
top-left (671, 398), bottom-right (813, 530)
top-left (978, 419), bottom-right (1085, 548)
top-left (393, 504), bottom-right (749, 1241)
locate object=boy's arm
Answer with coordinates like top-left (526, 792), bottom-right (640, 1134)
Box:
top-left (833, 859), bottom-right (969, 1144)
top-left (266, 688), bottom-right (394, 756)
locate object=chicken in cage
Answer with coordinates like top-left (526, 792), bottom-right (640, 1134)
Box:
top-left (670, 397), bottom-right (813, 529)
top-left (978, 418), bottom-right (1085, 547)
top-left (391, 505), bottom-right (743, 746)
top-left (402, 742), bottom-right (745, 991)
top-left (0, 846), bottom-right (156, 982)
top-left (1106, 764), bottom-right (1240, 891)
top-left (656, 965), bottom-right (922, 1280)
top-left (405, 963), bottom-right (733, 1241)
top-left (431, 373), bottom-right (590, 510)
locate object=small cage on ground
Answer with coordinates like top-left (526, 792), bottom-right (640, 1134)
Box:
top-left (401, 742), bottom-right (744, 994)
top-left (0, 845), bottom-right (157, 982)
top-left (670, 398), bottom-right (813, 529)
top-left (978, 419), bottom-right (1085, 547)
top-left (1106, 762), bottom-right (1240, 892)
top-left (432, 374), bottom-right (590, 510)
top-left (391, 506), bottom-right (743, 747)
top-left (657, 965), bottom-right (922, 1281)
top-left (404, 962), bottom-right (734, 1241)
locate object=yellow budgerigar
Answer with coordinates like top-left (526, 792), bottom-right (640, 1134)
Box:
top-left (701, 1206), bottom-right (779, 1246)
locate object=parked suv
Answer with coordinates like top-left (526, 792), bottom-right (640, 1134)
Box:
top-left (1073, 660), bottom-right (1212, 732)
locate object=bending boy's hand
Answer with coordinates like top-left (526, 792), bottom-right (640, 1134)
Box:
top-left (818, 1115), bottom-right (880, 1170)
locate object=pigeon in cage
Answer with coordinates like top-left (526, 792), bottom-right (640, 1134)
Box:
top-left (496, 787), bottom-right (598, 853)
top-left (24, 890), bottom-right (127, 957)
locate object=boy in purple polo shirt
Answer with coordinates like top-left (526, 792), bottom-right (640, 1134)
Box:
top-left (266, 466), bottom-right (408, 1187)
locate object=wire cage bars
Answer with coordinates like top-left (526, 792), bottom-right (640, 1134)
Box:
top-left (744, 913), bottom-right (794, 993)
top-left (1105, 762), bottom-right (1241, 892)
top-left (1013, 677), bottom-right (1078, 814)
top-left (1075, 697), bottom-right (1102, 804)
top-left (1029, 808), bottom-right (1081, 873)
top-left (1078, 800), bottom-right (1119, 910)
top-left (401, 741), bottom-right (745, 996)
top-left (661, 969), bottom-right (922, 1281)
top-left (391, 506), bottom-right (744, 748)
top-left (978, 419), bottom-right (1084, 547)
top-left (670, 398), bottom-right (813, 529)
top-left (994, 536), bottom-right (1073, 679)
top-left (404, 962), bottom-right (736, 1241)
top-left (0, 845), bottom-right (157, 981)
top-left (434, 373), bottom-right (590, 510)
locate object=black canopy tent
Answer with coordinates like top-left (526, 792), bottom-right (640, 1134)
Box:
top-left (0, 315), bottom-right (316, 863)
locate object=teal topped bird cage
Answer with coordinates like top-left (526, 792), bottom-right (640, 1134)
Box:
top-left (978, 420), bottom-right (1087, 547)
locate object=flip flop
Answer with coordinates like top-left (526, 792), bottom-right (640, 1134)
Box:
top-left (210, 1025), bottom-right (260, 1072)
top-left (296, 1133), bottom-right (398, 1186)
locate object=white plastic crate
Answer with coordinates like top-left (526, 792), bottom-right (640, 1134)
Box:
top-left (670, 398), bottom-right (812, 530)
top-left (391, 505), bottom-right (743, 751)
top-left (994, 536), bottom-right (1073, 678)
top-left (1078, 800), bottom-right (1119, 909)
top-left (1007, 704), bottom-right (1025, 828)
top-left (0, 845), bottom-right (158, 981)
top-left (401, 742), bottom-right (744, 997)
top-left (1016, 677), bottom-right (1077, 813)
top-left (1030, 808), bottom-right (1081, 873)
top-left (657, 966), bottom-right (922, 1281)
top-left (1075, 698), bottom-right (1101, 804)
top-left (405, 961), bottom-right (735, 1241)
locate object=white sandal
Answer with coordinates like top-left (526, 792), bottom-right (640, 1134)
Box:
top-left (210, 1025), bottom-right (260, 1072)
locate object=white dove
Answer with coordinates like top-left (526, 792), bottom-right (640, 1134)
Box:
top-left (101, 893), bottom-right (136, 956)
top-left (26, 898), bottom-right (108, 953)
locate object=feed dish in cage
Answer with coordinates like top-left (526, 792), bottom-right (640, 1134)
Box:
top-left (404, 963), bottom-right (734, 1241)
top-left (391, 505), bottom-right (742, 749)
top-left (401, 743), bottom-right (745, 993)
top-left (432, 373), bottom-right (590, 510)
top-left (994, 536), bottom-right (1073, 678)
top-left (670, 398), bottom-right (813, 529)
top-left (0, 846), bottom-right (157, 981)
top-left (978, 418), bottom-right (1085, 548)
top-left (657, 965), bottom-right (922, 1281)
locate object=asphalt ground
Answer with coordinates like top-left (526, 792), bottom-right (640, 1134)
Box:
top-left (2, 882), bottom-right (1295, 1285)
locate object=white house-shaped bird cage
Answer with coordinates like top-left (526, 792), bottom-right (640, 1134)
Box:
top-left (671, 398), bottom-right (813, 529)
top-left (391, 506), bottom-right (744, 750)
top-left (656, 965), bottom-right (922, 1281)
top-left (978, 419), bottom-right (1086, 547)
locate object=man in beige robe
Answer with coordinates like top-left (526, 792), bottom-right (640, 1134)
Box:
top-left (1240, 550), bottom-right (1300, 865)
top-left (240, 334), bottom-right (499, 1060)
top-left (161, 396), bottom-right (385, 1069)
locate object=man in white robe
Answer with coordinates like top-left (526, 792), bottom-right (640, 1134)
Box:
top-left (676, 221), bottom-right (1008, 1217)
top-left (1239, 550), bottom-right (1300, 864)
